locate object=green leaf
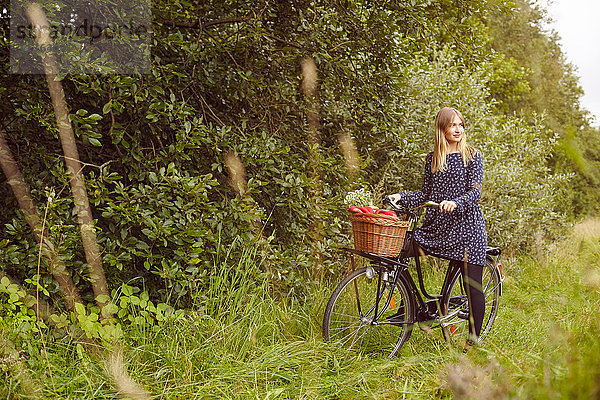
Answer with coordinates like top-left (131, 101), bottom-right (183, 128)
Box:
top-left (76, 343), bottom-right (85, 359)
top-left (96, 294), bottom-right (111, 304)
top-left (75, 302), bottom-right (86, 316)
top-left (0, 276), bottom-right (9, 289)
top-left (122, 285), bottom-right (133, 297)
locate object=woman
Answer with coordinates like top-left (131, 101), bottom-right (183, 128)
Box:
top-left (389, 107), bottom-right (487, 341)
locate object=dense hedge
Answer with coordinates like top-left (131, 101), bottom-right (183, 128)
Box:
top-left (0, 0), bottom-right (589, 308)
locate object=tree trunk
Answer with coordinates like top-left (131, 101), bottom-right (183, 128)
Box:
top-left (25, 3), bottom-right (111, 316)
top-left (0, 130), bottom-right (82, 312)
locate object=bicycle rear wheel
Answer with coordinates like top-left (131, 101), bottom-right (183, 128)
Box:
top-left (322, 265), bottom-right (414, 357)
top-left (441, 256), bottom-right (501, 345)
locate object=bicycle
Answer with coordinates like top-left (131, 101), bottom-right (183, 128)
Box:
top-left (322, 197), bottom-right (504, 357)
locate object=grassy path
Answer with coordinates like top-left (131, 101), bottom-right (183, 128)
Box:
top-left (2, 220), bottom-right (600, 398)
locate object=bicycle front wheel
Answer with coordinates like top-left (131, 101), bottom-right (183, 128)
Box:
top-left (322, 266), bottom-right (415, 357)
top-left (441, 256), bottom-right (501, 345)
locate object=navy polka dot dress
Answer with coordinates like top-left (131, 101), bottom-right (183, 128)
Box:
top-left (399, 151), bottom-right (487, 266)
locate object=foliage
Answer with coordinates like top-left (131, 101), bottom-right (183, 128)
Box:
top-left (480, 118), bottom-right (572, 250)
top-left (0, 276), bottom-right (39, 333)
top-left (554, 125), bottom-right (600, 216)
top-left (0, 0), bottom-right (594, 350)
top-left (487, 0), bottom-right (587, 128)
top-left (486, 0), bottom-right (600, 218)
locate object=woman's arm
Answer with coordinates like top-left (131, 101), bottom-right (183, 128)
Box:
top-left (452, 151), bottom-right (483, 212)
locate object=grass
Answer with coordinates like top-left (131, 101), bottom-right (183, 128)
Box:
top-left (1, 220), bottom-right (600, 399)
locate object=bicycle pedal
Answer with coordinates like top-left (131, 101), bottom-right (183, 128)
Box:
top-left (416, 308), bottom-right (439, 323)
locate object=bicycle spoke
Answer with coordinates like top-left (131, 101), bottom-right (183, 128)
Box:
top-left (323, 266), bottom-right (414, 357)
top-left (347, 326), bottom-right (371, 350)
top-left (328, 311), bottom-right (364, 320)
top-left (328, 320), bottom-right (362, 335)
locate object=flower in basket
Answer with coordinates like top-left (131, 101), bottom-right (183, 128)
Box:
top-left (344, 188), bottom-right (374, 208)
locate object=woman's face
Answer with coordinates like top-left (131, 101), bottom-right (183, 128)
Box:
top-left (444, 114), bottom-right (465, 147)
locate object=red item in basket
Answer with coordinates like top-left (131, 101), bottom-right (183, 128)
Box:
top-left (358, 206), bottom-right (374, 213)
top-left (348, 206), bottom-right (363, 213)
top-left (375, 209), bottom-right (397, 218)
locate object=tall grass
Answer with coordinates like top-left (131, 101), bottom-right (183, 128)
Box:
top-left (451, 218), bottom-right (600, 399)
top-left (1, 220), bottom-right (600, 398)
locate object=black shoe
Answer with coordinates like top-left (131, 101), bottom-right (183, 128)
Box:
top-left (462, 337), bottom-right (479, 353)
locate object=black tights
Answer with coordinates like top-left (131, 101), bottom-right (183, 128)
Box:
top-left (448, 259), bottom-right (485, 338)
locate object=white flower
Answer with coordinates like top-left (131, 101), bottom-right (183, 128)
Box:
top-left (344, 188), bottom-right (374, 207)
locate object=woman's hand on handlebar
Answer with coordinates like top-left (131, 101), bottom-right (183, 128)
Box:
top-left (383, 194), bottom-right (404, 210)
top-left (439, 200), bottom-right (457, 213)
top-left (387, 193), bottom-right (402, 204)
top-left (419, 200), bottom-right (455, 213)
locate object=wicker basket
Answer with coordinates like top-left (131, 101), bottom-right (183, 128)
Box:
top-left (349, 212), bottom-right (410, 257)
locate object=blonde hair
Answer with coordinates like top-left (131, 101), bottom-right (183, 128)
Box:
top-left (431, 107), bottom-right (476, 173)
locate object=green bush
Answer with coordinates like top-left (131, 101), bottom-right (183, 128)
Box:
top-left (0, 0), bottom-right (579, 309)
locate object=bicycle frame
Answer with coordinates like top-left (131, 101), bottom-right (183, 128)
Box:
top-left (345, 264), bottom-right (432, 324)
top-left (343, 202), bottom-right (503, 327)
top-left (324, 200), bottom-right (504, 356)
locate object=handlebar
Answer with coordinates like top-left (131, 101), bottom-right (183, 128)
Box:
top-left (419, 201), bottom-right (441, 209)
top-left (382, 196), bottom-right (440, 211)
